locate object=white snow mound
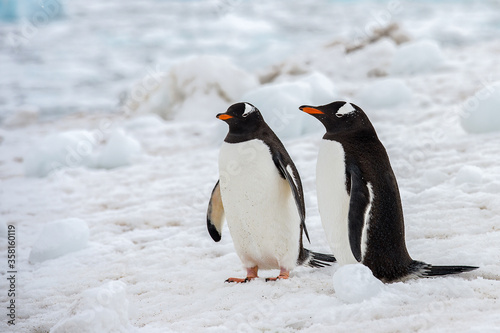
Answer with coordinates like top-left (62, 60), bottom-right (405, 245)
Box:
top-left (29, 218), bottom-right (90, 263)
top-left (390, 40), bottom-right (446, 75)
top-left (24, 128), bottom-right (142, 177)
top-left (333, 264), bottom-right (385, 303)
top-left (455, 165), bottom-right (483, 185)
top-left (241, 72), bottom-right (337, 139)
top-left (50, 281), bottom-right (136, 333)
top-left (129, 55), bottom-right (259, 121)
top-left (355, 78), bottom-right (412, 109)
top-left (95, 129), bottom-right (142, 169)
top-left (460, 82), bottom-right (500, 134)
top-left (24, 130), bottom-right (98, 177)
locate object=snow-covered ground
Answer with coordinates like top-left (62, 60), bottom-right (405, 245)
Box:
top-left (1, 0), bottom-right (500, 332)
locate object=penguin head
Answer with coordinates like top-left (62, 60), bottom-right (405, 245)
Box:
top-left (216, 102), bottom-right (264, 133)
top-left (300, 101), bottom-right (374, 134)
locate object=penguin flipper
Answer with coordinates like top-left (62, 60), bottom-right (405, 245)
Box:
top-left (207, 180), bottom-right (225, 242)
top-left (347, 170), bottom-right (370, 262)
top-left (272, 152), bottom-right (309, 243)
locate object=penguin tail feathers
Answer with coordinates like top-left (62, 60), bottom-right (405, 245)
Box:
top-left (300, 249), bottom-right (336, 268)
top-left (410, 261), bottom-right (478, 278)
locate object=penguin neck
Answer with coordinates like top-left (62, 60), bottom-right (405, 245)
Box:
top-left (224, 122), bottom-right (265, 144)
top-left (323, 128), bottom-right (379, 143)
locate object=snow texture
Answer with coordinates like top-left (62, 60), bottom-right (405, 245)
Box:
top-left (332, 264), bottom-right (386, 303)
top-left (24, 128), bottom-right (142, 177)
top-left (50, 281), bottom-right (136, 333)
top-left (29, 218), bottom-right (90, 263)
top-left (129, 55), bottom-right (259, 121)
top-left (460, 82), bottom-right (500, 134)
top-left (389, 40), bottom-right (446, 75)
top-left (355, 78), bottom-right (413, 109)
top-left (242, 72), bottom-right (336, 139)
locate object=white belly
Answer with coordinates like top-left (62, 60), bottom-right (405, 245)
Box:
top-left (218, 139), bottom-right (300, 270)
top-left (316, 140), bottom-right (357, 265)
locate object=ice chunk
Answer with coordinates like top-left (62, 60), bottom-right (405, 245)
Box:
top-left (94, 129), bottom-right (141, 169)
top-left (1, 0), bottom-right (63, 22)
top-left (29, 218), bottom-right (89, 263)
top-left (242, 72), bottom-right (337, 139)
top-left (0, 0), bottom-right (18, 22)
top-left (24, 130), bottom-right (98, 177)
top-left (355, 78), bottom-right (412, 109)
top-left (50, 281), bottom-right (136, 333)
top-left (24, 128), bottom-right (142, 177)
top-left (390, 40), bottom-right (446, 75)
top-left (333, 264), bottom-right (385, 303)
top-left (455, 165), bottom-right (483, 185)
top-left (460, 82), bottom-right (500, 134)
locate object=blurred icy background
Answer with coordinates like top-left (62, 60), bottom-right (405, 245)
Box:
top-left (1, 0), bottom-right (499, 121)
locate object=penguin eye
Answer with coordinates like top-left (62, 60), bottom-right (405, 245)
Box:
top-left (336, 113), bottom-right (343, 118)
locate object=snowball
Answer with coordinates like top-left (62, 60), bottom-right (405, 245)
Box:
top-left (94, 129), bottom-right (141, 169)
top-left (128, 55), bottom-right (259, 121)
top-left (455, 165), bottom-right (483, 185)
top-left (2, 105), bottom-right (39, 128)
top-left (241, 72), bottom-right (337, 139)
top-left (333, 264), bottom-right (385, 303)
top-left (355, 78), bottom-right (412, 109)
top-left (50, 281), bottom-right (136, 333)
top-left (24, 130), bottom-right (98, 177)
top-left (460, 82), bottom-right (500, 134)
top-left (29, 218), bottom-right (89, 263)
top-left (389, 40), bottom-right (446, 75)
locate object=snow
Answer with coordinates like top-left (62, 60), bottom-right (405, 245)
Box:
top-left (355, 78), bottom-right (412, 109)
top-left (455, 165), bottom-right (483, 186)
top-left (389, 40), bottom-right (446, 75)
top-left (29, 218), bottom-right (90, 263)
top-left (128, 55), bottom-right (259, 121)
top-left (24, 128), bottom-right (142, 177)
top-left (51, 281), bottom-right (136, 333)
top-left (1, 1), bottom-right (500, 332)
top-left (95, 129), bottom-right (142, 170)
top-left (2, 105), bottom-right (39, 128)
top-left (460, 81), bottom-right (500, 134)
top-left (332, 264), bottom-right (386, 303)
top-left (241, 72), bottom-right (336, 139)
top-left (24, 130), bottom-right (98, 177)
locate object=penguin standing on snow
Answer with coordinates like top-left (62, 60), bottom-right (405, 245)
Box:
top-left (300, 101), bottom-right (478, 282)
top-left (207, 102), bottom-right (335, 282)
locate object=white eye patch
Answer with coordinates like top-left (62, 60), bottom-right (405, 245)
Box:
top-left (336, 102), bottom-right (356, 117)
top-left (242, 103), bottom-right (255, 117)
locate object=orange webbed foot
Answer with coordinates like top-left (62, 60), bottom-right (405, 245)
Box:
top-left (265, 269), bottom-right (289, 282)
top-left (225, 277), bottom-right (256, 283)
top-left (225, 266), bottom-right (259, 283)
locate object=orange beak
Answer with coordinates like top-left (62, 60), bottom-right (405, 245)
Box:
top-left (299, 106), bottom-right (324, 115)
top-left (216, 113), bottom-right (233, 120)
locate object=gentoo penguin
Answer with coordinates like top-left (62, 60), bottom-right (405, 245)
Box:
top-left (300, 101), bottom-right (478, 282)
top-left (207, 102), bottom-right (335, 282)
